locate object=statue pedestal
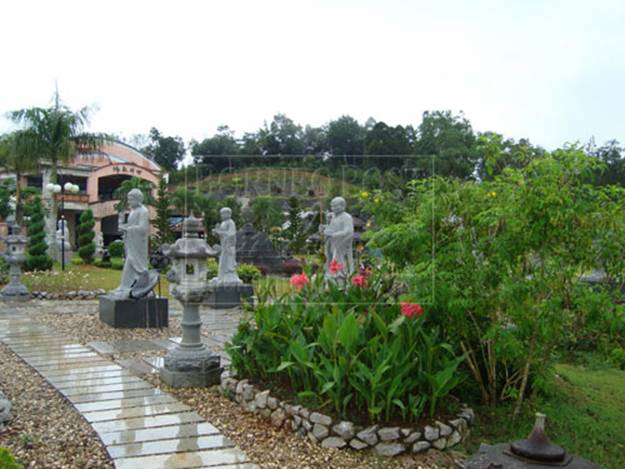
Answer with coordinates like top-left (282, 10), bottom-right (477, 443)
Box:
top-left (99, 295), bottom-right (168, 328)
top-left (206, 283), bottom-right (253, 309)
top-left (159, 346), bottom-right (222, 388)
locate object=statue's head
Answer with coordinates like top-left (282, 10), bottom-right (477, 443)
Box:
top-left (128, 189), bottom-right (144, 209)
top-left (330, 197), bottom-right (346, 214)
top-left (220, 207), bottom-right (232, 221)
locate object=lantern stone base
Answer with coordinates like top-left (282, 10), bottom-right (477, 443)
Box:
top-left (99, 296), bottom-right (169, 328)
top-left (206, 283), bottom-right (254, 309)
top-left (1, 284), bottom-right (30, 302)
top-left (159, 346), bottom-right (222, 388)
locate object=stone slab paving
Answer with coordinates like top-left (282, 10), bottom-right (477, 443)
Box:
top-left (0, 308), bottom-right (256, 468)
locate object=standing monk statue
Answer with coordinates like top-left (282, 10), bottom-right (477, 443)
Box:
top-left (320, 196), bottom-right (354, 280)
top-left (111, 189), bottom-right (149, 299)
top-left (210, 207), bottom-right (242, 286)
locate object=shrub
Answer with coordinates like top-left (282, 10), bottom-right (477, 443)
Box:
top-left (111, 257), bottom-right (124, 270)
top-left (227, 266), bottom-right (463, 423)
top-left (237, 263), bottom-right (261, 284)
top-left (0, 256), bottom-right (9, 284)
top-left (24, 196), bottom-right (53, 271)
top-left (206, 258), bottom-right (218, 280)
top-left (77, 209), bottom-right (96, 263)
top-left (72, 256), bottom-right (85, 266)
top-left (108, 240), bottom-right (124, 258)
top-left (0, 448), bottom-right (22, 469)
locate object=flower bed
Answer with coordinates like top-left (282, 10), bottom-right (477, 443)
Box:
top-left (226, 263), bottom-right (468, 456)
top-left (220, 371), bottom-right (473, 456)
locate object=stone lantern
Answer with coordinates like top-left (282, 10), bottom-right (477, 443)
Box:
top-left (160, 213), bottom-right (221, 387)
top-left (1, 221), bottom-right (30, 301)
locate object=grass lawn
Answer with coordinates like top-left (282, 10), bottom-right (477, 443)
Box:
top-left (466, 363), bottom-right (625, 467)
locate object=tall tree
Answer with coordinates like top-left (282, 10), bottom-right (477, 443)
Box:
top-left (414, 110), bottom-right (478, 180)
top-left (364, 122), bottom-right (412, 170)
top-left (476, 131), bottom-right (544, 180)
top-left (326, 115), bottom-right (365, 165)
top-left (154, 177), bottom-right (174, 245)
top-left (191, 125), bottom-right (240, 171)
top-left (257, 114), bottom-right (305, 158)
top-left (0, 130), bottom-right (40, 223)
top-left (143, 127), bottom-right (185, 170)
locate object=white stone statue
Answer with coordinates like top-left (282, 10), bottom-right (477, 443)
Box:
top-left (320, 197), bottom-right (354, 280)
top-left (55, 218), bottom-right (72, 265)
top-left (95, 231), bottom-right (104, 257)
top-left (111, 189), bottom-right (149, 299)
top-left (209, 207), bottom-right (242, 286)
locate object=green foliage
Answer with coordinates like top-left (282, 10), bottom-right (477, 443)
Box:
top-left (24, 196), bottom-right (52, 271)
top-left (284, 196), bottom-right (307, 254)
top-left (237, 263), bottom-right (261, 284)
top-left (111, 257), bottom-right (124, 270)
top-left (113, 177), bottom-right (155, 212)
top-left (369, 148), bottom-right (625, 412)
top-left (0, 256), bottom-right (9, 284)
top-left (0, 448), bottom-right (22, 469)
top-left (108, 240), bottom-right (124, 258)
top-left (228, 266), bottom-right (463, 423)
top-left (77, 209), bottom-right (96, 263)
top-left (143, 127), bottom-right (185, 170)
top-left (155, 177), bottom-right (174, 245)
top-left (249, 196), bottom-right (282, 233)
top-left (0, 178), bottom-right (15, 221)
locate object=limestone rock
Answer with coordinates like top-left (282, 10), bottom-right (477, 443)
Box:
top-left (309, 412), bottom-right (332, 426)
top-left (378, 426), bottom-right (401, 441)
top-left (267, 396), bottom-right (278, 410)
top-left (291, 415), bottom-right (302, 430)
top-left (312, 423), bottom-right (329, 439)
top-left (436, 420), bottom-right (452, 437)
top-left (241, 384), bottom-right (255, 401)
top-left (412, 441), bottom-right (431, 454)
top-left (447, 430), bottom-right (462, 447)
top-left (235, 379), bottom-right (248, 395)
top-left (299, 407), bottom-right (311, 419)
top-left (321, 436), bottom-right (347, 449)
top-left (404, 432), bottom-right (422, 444)
top-left (0, 392), bottom-right (11, 424)
top-left (255, 390), bottom-right (270, 409)
top-left (307, 432), bottom-right (318, 444)
top-left (349, 438), bottom-right (369, 450)
top-left (449, 418), bottom-right (467, 432)
top-left (356, 425), bottom-right (379, 446)
top-left (270, 408), bottom-right (286, 427)
top-left (424, 425), bottom-right (439, 441)
top-left (401, 428), bottom-right (412, 437)
top-left (332, 421), bottom-right (355, 440)
top-left (375, 442), bottom-right (405, 457)
top-left (432, 437), bottom-right (447, 450)
top-left (302, 419), bottom-right (312, 431)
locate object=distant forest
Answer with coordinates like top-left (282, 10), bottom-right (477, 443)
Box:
top-left (130, 110), bottom-right (624, 186)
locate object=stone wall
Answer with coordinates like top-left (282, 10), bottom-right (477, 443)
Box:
top-left (220, 372), bottom-right (473, 457)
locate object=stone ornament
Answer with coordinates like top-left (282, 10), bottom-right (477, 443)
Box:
top-left (320, 197), bottom-right (354, 280)
top-left (55, 218), bottom-right (72, 265)
top-left (110, 189), bottom-right (149, 299)
top-left (210, 207), bottom-right (242, 286)
top-left (1, 220), bottom-right (30, 301)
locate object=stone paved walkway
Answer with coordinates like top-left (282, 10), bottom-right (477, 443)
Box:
top-left (0, 307), bottom-right (256, 469)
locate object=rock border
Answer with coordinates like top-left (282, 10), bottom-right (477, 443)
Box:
top-left (220, 372), bottom-right (473, 457)
top-left (31, 289), bottom-right (106, 300)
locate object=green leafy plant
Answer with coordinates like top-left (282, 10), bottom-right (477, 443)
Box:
top-left (0, 448), bottom-right (22, 469)
top-left (108, 240), bottom-right (124, 258)
top-left (227, 265), bottom-right (463, 423)
top-left (111, 257), bottom-right (124, 270)
top-left (77, 209), bottom-right (96, 263)
top-left (237, 263), bottom-right (261, 284)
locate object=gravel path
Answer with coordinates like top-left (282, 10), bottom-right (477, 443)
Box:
top-left (4, 301), bottom-right (463, 468)
top-left (0, 343), bottom-right (113, 469)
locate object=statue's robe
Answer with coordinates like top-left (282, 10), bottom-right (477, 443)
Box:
top-left (114, 205), bottom-right (149, 297)
top-left (323, 211), bottom-right (354, 278)
top-left (213, 219), bottom-right (241, 285)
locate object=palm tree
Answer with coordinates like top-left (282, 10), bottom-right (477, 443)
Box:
top-left (0, 130), bottom-right (40, 223)
top-left (113, 177), bottom-right (155, 212)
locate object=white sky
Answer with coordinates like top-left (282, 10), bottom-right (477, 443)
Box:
top-left (1, 0), bottom-right (624, 152)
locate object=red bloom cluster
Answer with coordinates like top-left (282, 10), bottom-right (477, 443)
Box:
top-left (329, 259), bottom-right (344, 274)
top-left (400, 302), bottom-right (424, 318)
top-left (351, 274), bottom-right (368, 288)
top-left (289, 273), bottom-right (310, 289)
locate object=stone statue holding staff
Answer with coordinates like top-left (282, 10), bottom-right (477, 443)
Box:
top-left (320, 196), bottom-right (354, 280)
top-left (210, 207), bottom-right (242, 286)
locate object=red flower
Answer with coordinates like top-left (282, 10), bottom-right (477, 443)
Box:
top-left (329, 259), bottom-right (344, 274)
top-left (290, 273), bottom-right (310, 289)
top-left (351, 274), bottom-right (368, 288)
top-left (400, 302), bottom-right (424, 318)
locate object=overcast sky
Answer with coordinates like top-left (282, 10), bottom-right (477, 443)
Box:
top-left (1, 0), bottom-right (624, 153)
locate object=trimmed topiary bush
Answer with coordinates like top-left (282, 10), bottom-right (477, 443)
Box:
top-left (108, 240), bottom-right (124, 258)
top-left (237, 263), bottom-right (261, 284)
top-left (77, 209), bottom-right (96, 264)
top-left (25, 196), bottom-right (53, 271)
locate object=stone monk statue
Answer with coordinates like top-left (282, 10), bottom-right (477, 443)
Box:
top-left (210, 207), bottom-right (242, 286)
top-left (111, 189), bottom-right (149, 299)
top-left (320, 197), bottom-right (354, 280)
